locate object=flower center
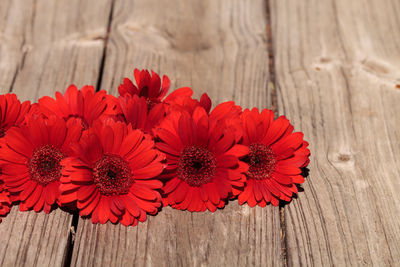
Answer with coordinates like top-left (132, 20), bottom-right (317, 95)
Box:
top-left (28, 145), bottom-right (65, 185)
top-left (245, 143), bottom-right (277, 180)
top-left (178, 146), bottom-right (216, 187)
top-left (93, 154), bottom-right (133, 195)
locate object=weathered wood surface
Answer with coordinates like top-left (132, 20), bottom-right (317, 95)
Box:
top-left (0, 0), bottom-right (113, 266)
top-left (70, 0), bottom-right (282, 266)
top-left (2, 0), bottom-right (400, 266)
top-left (271, 0), bottom-right (400, 266)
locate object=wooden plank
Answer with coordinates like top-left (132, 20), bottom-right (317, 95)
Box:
top-left (0, 0), bottom-right (113, 266)
top-left (71, 0), bottom-right (283, 266)
top-left (271, 0), bottom-right (400, 265)
top-left (0, 0), bottom-right (33, 94)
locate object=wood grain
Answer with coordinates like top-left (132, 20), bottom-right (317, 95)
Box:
top-left (71, 0), bottom-right (283, 266)
top-left (0, 0), bottom-right (113, 266)
top-left (271, 0), bottom-right (400, 265)
top-left (0, 0), bottom-right (33, 94)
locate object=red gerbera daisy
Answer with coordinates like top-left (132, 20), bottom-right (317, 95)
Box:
top-left (118, 94), bottom-right (166, 134)
top-left (0, 115), bottom-right (82, 213)
top-left (0, 183), bottom-right (11, 222)
top-left (238, 108), bottom-right (310, 207)
top-left (116, 85), bottom-right (210, 135)
top-left (163, 88), bottom-right (243, 141)
top-left (155, 105), bottom-right (248, 212)
top-left (163, 87), bottom-right (212, 115)
top-left (59, 120), bottom-right (165, 226)
top-left (0, 93), bottom-right (30, 137)
top-left (118, 69), bottom-right (170, 107)
top-left (38, 85), bottom-right (118, 129)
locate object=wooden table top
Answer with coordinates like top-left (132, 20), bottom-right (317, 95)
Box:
top-left (0, 0), bottom-right (399, 266)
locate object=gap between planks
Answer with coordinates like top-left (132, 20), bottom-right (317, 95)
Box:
top-left (265, 0), bottom-right (288, 266)
top-left (96, 0), bottom-right (116, 92)
top-left (62, 1), bottom-right (116, 267)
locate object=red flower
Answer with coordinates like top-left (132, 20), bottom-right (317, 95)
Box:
top-left (118, 94), bottom-right (166, 134)
top-left (38, 85), bottom-right (118, 129)
top-left (59, 120), bottom-right (165, 226)
top-left (0, 93), bottom-right (30, 137)
top-left (118, 69), bottom-right (170, 107)
top-left (0, 115), bottom-right (82, 213)
top-left (163, 88), bottom-right (244, 141)
top-left (117, 85), bottom-right (211, 135)
top-left (163, 87), bottom-right (212, 115)
top-left (238, 108), bottom-right (310, 207)
top-left (0, 183), bottom-right (11, 222)
top-left (155, 105), bottom-right (248, 212)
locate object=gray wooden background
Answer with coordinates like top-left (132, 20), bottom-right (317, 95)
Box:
top-left (0, 0), bottom-right (399, 266)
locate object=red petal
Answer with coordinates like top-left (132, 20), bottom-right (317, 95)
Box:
top-left (156, 128), bottom-right (184, 152)
top-left (204, 183), bottom-right (219, 205)
top-left (19, 181), bottom-right (37, 201)
top-left (276, 164), bottom-right (301, 175)
top-left (199, 94), bottom-right (212, 113)
top-left (44, 182), bottom-right (60, 205)
top-left (163, 178), bottom-right (181, 194)
top-left (260, 184), bottom-right (272, 203)
top-left (252, 181), bottom-right (263, 202)
top-left (77, 185), bottom-right (96, 202)
top-left (131, 184), bottom-right (159, 201)
top-left (262, 116), bottom-right (291, 146)
top-left (292, 175), bottom-right (305, 184)
top-left (217, 155), bottom-right (238, 168)
top-left (123, 195), bottom-right (140, 217)
top-left (224, 145), bottom-right (249, 158)
top-left (273, 172), bottom-right (293, 185)
top-left (173, 183), bottom-right (189, 203)
top-left (134, 162), bottom-right (164, 179)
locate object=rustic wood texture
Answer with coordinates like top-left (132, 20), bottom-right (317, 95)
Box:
top-left (2, 0), bottom-right (400, 266)
top-left (70, 0), bottom-right (282, 266)
top-left (271, 0), bottom-right (400, 265)
top-left (0, 0), bottom-right (113, 266)
top-left (0, 0), bottom-right (32, 94)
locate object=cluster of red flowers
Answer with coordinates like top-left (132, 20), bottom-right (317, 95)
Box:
top-left (0, 69), bottom-right (310, 226)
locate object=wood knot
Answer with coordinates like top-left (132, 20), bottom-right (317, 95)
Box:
top-left (312, 56), bottom-right (335, 71)
top-left (361, 59), bottom-right (390, 75)
top-left (319, 57), bottom-right (332, 63)
top-left (338, 154), bottom-right (351, 162)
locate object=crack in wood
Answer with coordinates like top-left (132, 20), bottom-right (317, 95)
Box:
top-left (62, 212), bottom-right (79, 267)
top-left (265, 1), bottom-right (288, 266)
top-left (96, 0), bottom-right (116, 92)
top-left (62, 1), bottom-right (116, 266)
top-left (266, 0), bottom-right (277, 114)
